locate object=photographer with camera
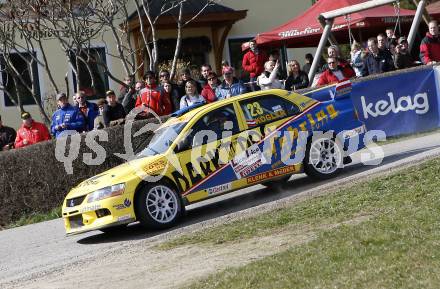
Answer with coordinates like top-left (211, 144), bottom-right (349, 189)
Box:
top-left (394, 37), bottom-right (413, 70)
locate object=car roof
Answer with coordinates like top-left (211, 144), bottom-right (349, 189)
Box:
top-left (177, 89), bottom-right (295, 120)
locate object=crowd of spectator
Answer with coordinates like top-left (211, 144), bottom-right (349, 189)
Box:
top-left (0, 20), bottom-right (439, 151)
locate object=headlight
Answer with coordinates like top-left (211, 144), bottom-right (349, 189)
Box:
top-left (87, 183), bottom-right (125, 203)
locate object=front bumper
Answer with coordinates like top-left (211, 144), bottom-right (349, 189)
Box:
top-left (62, 194), bottom-right (135, 236)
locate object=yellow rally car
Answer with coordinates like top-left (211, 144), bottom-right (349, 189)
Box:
top-left (62, 88), bottom-right (366, 235)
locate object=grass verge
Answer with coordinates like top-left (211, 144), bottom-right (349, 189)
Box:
top-left (5, 207), bottom-right (62, 229)
top-left (167, 158), bottom-right (440, 288)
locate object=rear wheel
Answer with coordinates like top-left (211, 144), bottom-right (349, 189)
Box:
top-left (304, 137), bottom-right (343, 180)
top-left (135, 182), bottom-right (183, 229)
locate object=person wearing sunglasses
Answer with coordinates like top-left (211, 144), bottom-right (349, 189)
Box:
top-left (201, 71), bottom-right (219, 103)
top-left (316, 57), bottom-right (355, 87)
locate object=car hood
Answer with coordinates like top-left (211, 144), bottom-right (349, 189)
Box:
top-left (66, 155), bottom-right (165, 198)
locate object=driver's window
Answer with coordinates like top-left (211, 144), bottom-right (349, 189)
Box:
top-left (189, 105), bottom-right (240, 148)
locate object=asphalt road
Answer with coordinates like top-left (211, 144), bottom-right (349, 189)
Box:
top-left (1, 132), bottom-right (440, 287)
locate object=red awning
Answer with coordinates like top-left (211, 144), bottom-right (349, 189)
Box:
top-left (427, 1), bottom-right (440, 20)
top-left (255, 0), bottom-right (416, 48)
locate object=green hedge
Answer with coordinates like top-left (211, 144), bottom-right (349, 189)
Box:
top-left (0, 117), bottom-right (168, 228)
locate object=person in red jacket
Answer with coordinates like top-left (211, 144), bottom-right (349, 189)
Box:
top-left (135, 71), bottom-right (163, 118)
top-left (317, 57), bottom-right (355, 87)
top-left (419, 20), bottom-right (440, 65)
top-left (242, 40), bottom-right (267, 91)
top-left (160, 80), bottom-right (174, 116)
top-left (15, 112), bottom-right (51, 148)
top-left (201, 71), bottom-right (219, 103)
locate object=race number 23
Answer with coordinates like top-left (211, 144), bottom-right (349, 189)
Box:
top-left (247, 102), bottom-right (263, 117)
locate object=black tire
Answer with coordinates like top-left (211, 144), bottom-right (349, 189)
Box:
top-left (134, 181), bottom-right (183, 229)
top-left (304, 136), bottom-right (343, 180)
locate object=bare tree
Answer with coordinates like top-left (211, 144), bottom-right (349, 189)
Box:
top-left (132, 0), bottom-right (216, 76)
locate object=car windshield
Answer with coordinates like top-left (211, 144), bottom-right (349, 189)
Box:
top-left (137, 121), bottom-right (188, 157)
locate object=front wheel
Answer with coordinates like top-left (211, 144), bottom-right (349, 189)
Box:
top-left (135, 182), bottom-right (183, 229)
top-left (304, 137), bottom-right (343, 180)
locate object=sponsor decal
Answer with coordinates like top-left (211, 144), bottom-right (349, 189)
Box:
top-left (80, 204), bottom-right (101, 213)
top-left (206, 183), bottom-right (232, 195)
top-left (279, 27), bottom-right (321, 38)
top-left (117, 214), bottom-right (131, 222)
top-left (143, 160), bottom-right (167, 174)
top-left (334, 80), bottom-right (352, 98)
top-left (360, 92), bottom-right (429, 119)
top-left (113, 198), bottom-right (132, 210)
top-left (342, 125), bottom-right (366, 139)
top-left (231, 145), bottom-right (266, 179)
top-left (254, 110), bottom-right (287, 125)
top-left (247, 165), bottom-right (296, 185)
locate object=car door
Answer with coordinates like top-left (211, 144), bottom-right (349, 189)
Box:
top-left (171, 104), bottom-right (250, 203)
top-left (235, 94), bottom-right (304, 185)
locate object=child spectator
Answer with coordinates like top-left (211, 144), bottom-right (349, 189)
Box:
top-left (350, 42), bottom-right (364, 77)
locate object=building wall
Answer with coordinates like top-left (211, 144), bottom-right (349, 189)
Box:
top-left (1, 1), bottom-right (317, 129)
top-left (221, 0), bottom-right (316, 69)
top-left (0, 30), bottom-right (127, 129)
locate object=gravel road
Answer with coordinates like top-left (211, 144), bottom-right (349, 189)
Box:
top-left (2, 133), bottom-right (440, 289)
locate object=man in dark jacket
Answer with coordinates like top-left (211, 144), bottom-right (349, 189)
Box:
top-left (198, 64), bottom-right (212, 88)
top-left (122, 81), bottom-right (144, 114)
top-left (0, 115), bottom-right (16, 151)
top-left (75, 91), bottom-right (98, 132)
top-left (103, 90), bottom-right (126, 127)
top-left (362, 38), bottom-right (395, 76)
top-left (420, 20), bottom-right (440, 65)
top-left (394, 37), bottom-right (413, 69)
top-left (118, 77), bottom-right (132, 104)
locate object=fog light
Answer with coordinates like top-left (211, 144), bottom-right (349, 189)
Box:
top-left (96, 208), bottom-right (111, 218)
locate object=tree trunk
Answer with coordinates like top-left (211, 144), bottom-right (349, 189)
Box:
top-left (170, 3), bottom-right (184, 80)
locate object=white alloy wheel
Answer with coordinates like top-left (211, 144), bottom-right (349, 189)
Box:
top-left (145, 185), bottom-right (179, 224)
top-left (307, 138), bottom-right (343, 177)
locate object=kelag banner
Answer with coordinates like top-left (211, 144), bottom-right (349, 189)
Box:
top-left (305, 67), bottom-right (439, 137)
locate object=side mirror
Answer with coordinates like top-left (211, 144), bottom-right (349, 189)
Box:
top-left (174, 137), bottom-right (191, 153)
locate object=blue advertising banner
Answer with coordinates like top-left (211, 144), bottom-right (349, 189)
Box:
top-left (352, 68), bottom-right (438, 137)
top-left (305, 67), bottom-right (439, 137)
